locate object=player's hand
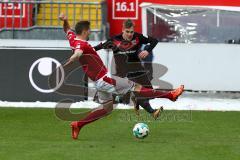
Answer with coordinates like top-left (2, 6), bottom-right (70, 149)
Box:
top-left (59, 13), bottom-right (67, 21)
top-left (138, 50), bottom-right (149, 59)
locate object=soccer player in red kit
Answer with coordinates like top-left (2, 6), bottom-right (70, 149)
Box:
top-left (59, 13), bottom-right (184, 140)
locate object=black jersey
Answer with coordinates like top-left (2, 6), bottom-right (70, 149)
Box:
top-left (94, 32), bottom-right (158, 77)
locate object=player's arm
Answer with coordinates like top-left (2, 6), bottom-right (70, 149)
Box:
top-left (139, 34), bottom-right (158, 52)
top-left (138, 34), bottom-right (158, 59)
top-left (59, 13), bottom-right (71, 33)
top-left (93, 39), bottom-right (114, 51)
top-left (93, 42), bottom-right (104, 51)
top-left (63, 49), bottom-right (83, 67)
top-left (59, 13), bottom-right (76, 48)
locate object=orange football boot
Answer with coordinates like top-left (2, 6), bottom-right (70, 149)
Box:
top-left (170, 85), bottom-right (184, 101)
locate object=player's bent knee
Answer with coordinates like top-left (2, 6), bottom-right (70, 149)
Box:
top-left (133, 83), bottom-right (142, 92)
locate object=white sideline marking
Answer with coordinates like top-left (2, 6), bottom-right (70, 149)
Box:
top-left (0, 97), bottom-right (240, 111)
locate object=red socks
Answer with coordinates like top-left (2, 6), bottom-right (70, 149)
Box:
top-left (138, 87), bottom-right (173, 100)
top-left (77, 108), bottom-right (108, 128)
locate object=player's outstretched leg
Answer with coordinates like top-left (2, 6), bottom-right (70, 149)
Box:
top-left (71, 100), bottom-right (113, 140)
top-left (133, 85), bottom-right (184, 101)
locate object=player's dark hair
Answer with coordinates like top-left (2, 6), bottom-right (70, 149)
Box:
top-left (75, 21), bottom-right (90, 35)
top-left (123, 19), bottom-right (134, 28)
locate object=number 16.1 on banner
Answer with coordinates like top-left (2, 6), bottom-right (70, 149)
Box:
top-left (113, 0), bottom-right (138, 19)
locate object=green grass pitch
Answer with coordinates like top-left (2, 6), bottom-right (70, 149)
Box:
top-left (0, 107), bottom-right (239, 160)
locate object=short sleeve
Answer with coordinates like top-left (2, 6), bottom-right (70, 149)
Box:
top-left (75, 42), bottom-right (82, 50)
top-left (66, 30), bottom-right (76, 48)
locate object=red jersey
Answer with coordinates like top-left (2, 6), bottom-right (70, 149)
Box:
top-left (66, 30), bottom-right (108, 81)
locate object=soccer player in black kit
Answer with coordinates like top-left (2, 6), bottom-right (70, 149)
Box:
top-left (94, 19), bottom-right (162, 119)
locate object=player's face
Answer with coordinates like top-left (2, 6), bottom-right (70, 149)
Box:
top-left (122, 26), bottom-right (134, 41)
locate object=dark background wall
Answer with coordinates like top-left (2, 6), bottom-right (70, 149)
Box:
top-left (0, 48), bottom-right (87, 102)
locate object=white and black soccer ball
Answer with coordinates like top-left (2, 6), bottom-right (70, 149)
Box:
top-left (133, 123), bottom-right (149, 139)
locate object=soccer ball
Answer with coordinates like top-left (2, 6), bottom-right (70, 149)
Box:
top-left (133, 123), bottom-right (149, 139)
